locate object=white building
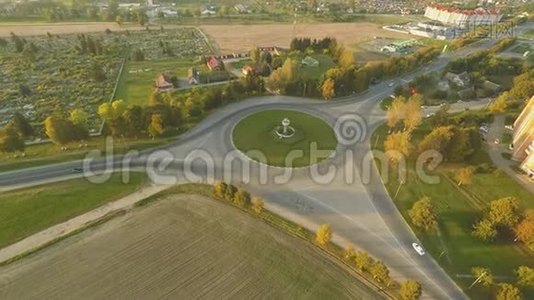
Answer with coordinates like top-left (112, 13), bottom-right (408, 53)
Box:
top-left (424, 5), bottom-right (502, 28)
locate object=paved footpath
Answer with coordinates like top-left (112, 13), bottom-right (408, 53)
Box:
top-left (0, 184), bottom-right (169, 264)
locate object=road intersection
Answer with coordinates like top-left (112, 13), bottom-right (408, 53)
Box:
top-left (1, 24), bottom-right (531, 299)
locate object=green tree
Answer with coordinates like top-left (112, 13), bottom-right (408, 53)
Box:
top-left (471, 267), bottom-right (493, 287)
top-left (418, 125), bottom-right (454, 154)
top-left (44, 116), bottom-right (83, 145)
top-left (69, 108), bottom-right (88, 128)
top-left (399, 280), bottom-right (422, 300)
top-left (98, 100), bottom-right (126, 121)
top-left (233, 188), bottom-right (251, 207)
top-left (516, 266), bottom-right (534, 288)
top-left (338, 49), bottom-right (356, 68)
top-left (213, 181), bottom-right (228, 199)
top-left (344, 245), bottom-right (356, 261)
top-left (495, 283), bottom-right (522, 300)
top-left (21, 42), bottom-right (37, 63)
top-left (249, 47), bottom-right (260, 63)
top-left (514, 210), bottom-right (534, 250)
top-left (354, 251), bottom-right (372, 271)
top-left (11, 112), bottom-right (33, 138)
top-left (251, 197), bottom-right (264, 214)
top-left (315, 224), bottom-right (332, 247)
top-left (489, 92), bottom-right (509, 113)
top-left (488, 197), bottom-right (520, 228)
top-left (509, 72), bottom-right (534, 100)
top-left (386, 96), bottom-right (406, 128)
top-left (370, 260), bottom-right (390, 285)
top-left (384, 131), bottom-right (412, 167)
top-left (132, 49), bottom-right (145, 61)
top-left (473, 219), bottom-right (497, 242)
top-left (446, 127), bottom-right (475, 162)
top-left (91, 62), bottom-right (106, 82)
top-left (0, 125), bottom-right (25, 153)
top-left (321, 77), bottom-right (336, 100)
top-left (224, 184), bottom-right (237, 202)
top-left (267, 58), bottom-right (297, 93)
top-left (148, 114), bottom-right (165, 138)
top-left (455, 167), bottom-right (474, 186)
top-left (408, 196), bottom-right (438, 231)
top-left (123, 105), bottom-right (146, 138)
top-left (403, 94), bottom-right (423, 132)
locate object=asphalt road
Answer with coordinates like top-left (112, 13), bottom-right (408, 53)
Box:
top-left (1, 23), bottom-right (532, 299)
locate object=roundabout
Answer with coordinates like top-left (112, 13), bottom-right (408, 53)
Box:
top-left (232, 109), bottom-right (337, 168)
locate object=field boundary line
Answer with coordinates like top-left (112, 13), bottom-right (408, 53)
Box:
top-left (98, 48), bottom-right (130, 135)
top-left (0, 182), bottom-right (167, 265)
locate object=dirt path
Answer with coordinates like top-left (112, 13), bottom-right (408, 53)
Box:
top-left (0, 184), bottom-right (168, 264)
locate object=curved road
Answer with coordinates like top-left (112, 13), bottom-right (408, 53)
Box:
top-left (1, 24), bottom-right (532, 299)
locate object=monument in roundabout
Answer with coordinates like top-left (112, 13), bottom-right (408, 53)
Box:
top-left (232, 110), bottom-right (337, 168)
top-left (274, 118), bottom-right (296, 139)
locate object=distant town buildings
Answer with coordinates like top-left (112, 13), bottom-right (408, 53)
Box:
top-left (424, 4), bottom-right (503, 27)
top-left (512, 96), bottom-right (534, 178)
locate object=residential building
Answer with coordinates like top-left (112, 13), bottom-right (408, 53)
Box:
top-left (424, 4), bottom-right (502, 28)
top-left (512, 96), bottom-right (534, 178)
top-left (206, 57), bottom-right (223, 70)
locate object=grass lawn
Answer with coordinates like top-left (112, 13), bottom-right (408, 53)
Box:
top-left (520, 29), bottom-right (534, 38)
top-left (0, 172), bottom-right (147, 249)
top-left (372, 123), bottom-right (533, 299)
top-left (0, 136), bottom-right (176, 173)
top-left (511, 43), bottom-right (532, 54)
top-left (299, 54), bottom-right (335, 80)
top-left (115, 57), bottom-right (202, 106)
top-left (232, 110), bottom-right (337, 167)
top-left (380, 96), bottom-right (394, 111)
top-left (228, 58), bottom-right (254, 69)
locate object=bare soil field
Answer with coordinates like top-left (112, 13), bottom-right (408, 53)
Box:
top-left (201, 22), bottom-right (410, 53)
top-left (0, 22), bottom-right (144, 37)
top-left (0, 194), bottom-right (382, 299)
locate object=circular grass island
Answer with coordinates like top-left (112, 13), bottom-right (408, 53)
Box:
top-left (232, 110), bottom-right (337, 167)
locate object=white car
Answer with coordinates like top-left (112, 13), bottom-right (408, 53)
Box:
top-left (412, 243), bottom-right (425, 256)
top-left (388, 82), bottom-right (395, 87)
top-left (494, 138), bottom-right (500, 144)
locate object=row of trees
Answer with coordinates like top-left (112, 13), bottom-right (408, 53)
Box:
top-left (289, 37), bottom-right (338, 54)
top-left (319, 45), bottom-right (441, 100)
top-left (273, 35), bottom-right (440, 100)
top-left (316, 224), bottom-right (422, 299)
top-left (212, 183), bottom-right (421, 298)
top-left (469, 265), bottom-right (533, 299)
top-left (76, 34), bottom-right (105, 56)
top-left (52, 72), bottom-right (264, 144)
top-left (212, 181), bottom-right (264, 212)
top-left (0, 112), bottom-right (33, 153)
top-left (472, 197), bottom-right (533, 249)
top-left (490, 70), bottom-right (534, 113)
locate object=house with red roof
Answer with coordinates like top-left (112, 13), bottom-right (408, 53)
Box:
top-left (206, 57), bottom-right (223, 71)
